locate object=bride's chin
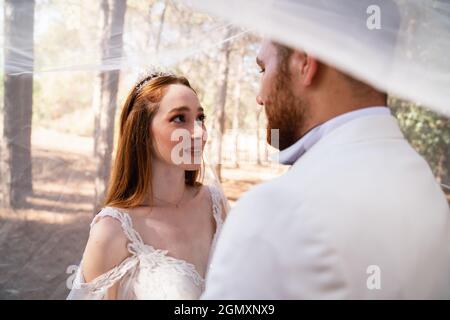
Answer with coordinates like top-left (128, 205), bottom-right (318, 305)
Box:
top-left (179, 163), bottom-right (202, 171)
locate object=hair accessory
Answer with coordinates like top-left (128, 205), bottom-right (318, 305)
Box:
top-left (135, 67), bottom-right (176, 92)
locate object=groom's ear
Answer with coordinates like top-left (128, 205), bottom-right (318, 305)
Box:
top-left (291, 51), bottom-right (319, 87)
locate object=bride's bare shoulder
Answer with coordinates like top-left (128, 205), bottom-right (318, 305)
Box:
top-left (89, 213), bottom-right (128, 245)
top-left (82, 212), bottom-right (130, 282)
top-left (184, 184), bottom-right (211, 208)
top-left (189, 184), bottom-right (210, 200)
top-left (193, 184), bottom-right (228, 220)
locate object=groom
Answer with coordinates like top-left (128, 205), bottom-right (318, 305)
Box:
top-left (202, 39), bottom-right (450, 299)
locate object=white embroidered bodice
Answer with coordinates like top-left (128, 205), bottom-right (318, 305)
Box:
top-left (67, 186), bottom-right (224, 300)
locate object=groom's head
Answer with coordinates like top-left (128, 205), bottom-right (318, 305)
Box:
top-left (256, 40), bottom-right (388, 150)
top-left (256, 0), bottom-right (400, 150)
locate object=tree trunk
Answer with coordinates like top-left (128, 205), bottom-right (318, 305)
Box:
top-left (1, 0), bottom-right (35, 209)
top-left (93, 0), bottom-right (127, 214)
top-left (155, 0), bottom-right (168, 54)
top-left (231, 48), bottom-right (244, 168)
top-left (214, 28), bottom-right (233, 181)
top-left (145, 4), bottom-right (153, 48)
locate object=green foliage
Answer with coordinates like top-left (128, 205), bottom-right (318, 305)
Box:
top-left (390, 96), bottom-right (450, 185)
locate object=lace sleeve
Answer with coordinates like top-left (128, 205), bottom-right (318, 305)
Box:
top-left (207, 185), bottom-right (230, 265)
top-left (67, 255), bottom-right (139, 300)
top-left (208, 185), bottom-right (228, 226)
top-left (67, 207), bottom-right (141, 300)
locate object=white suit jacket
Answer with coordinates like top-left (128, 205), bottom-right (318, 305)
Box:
top-left (203, 114), bottom-right (450, 299)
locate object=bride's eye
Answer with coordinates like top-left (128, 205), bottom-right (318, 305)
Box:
top-left (171, 114), bottom-right (185, 123)
top-left (259, 68), bottom-right (265, 74)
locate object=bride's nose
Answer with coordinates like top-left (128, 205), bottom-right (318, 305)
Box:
top-left (190, 120), bottom-right (204, 140)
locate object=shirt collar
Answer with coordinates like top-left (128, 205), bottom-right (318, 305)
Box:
top-left (276, 106), bottom-right (391, 165)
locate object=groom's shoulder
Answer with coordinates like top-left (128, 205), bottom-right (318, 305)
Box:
top-left (232, 173), bottom-right (293, 215)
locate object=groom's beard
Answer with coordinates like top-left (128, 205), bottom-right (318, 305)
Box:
top-left (264, 67), bottom-right (309, 151)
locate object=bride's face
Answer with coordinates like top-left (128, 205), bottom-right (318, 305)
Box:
top-left (151, 84), bottom-right (207, 171)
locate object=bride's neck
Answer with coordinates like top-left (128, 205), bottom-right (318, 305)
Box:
top-left (147, 157), bottom-right (186, 205)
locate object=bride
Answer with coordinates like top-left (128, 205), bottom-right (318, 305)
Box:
top-left (68, 71), bottom-right (228, 299)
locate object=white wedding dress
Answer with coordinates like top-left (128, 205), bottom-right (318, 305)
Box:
top-left (67, 186), bottom-right (224, 300)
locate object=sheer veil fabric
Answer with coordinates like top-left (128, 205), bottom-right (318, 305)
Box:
top-left (4, 0), bottom-right (449, 116)
top-left (182, 0), bottom-right (450, 117)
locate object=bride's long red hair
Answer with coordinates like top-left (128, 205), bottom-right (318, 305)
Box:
top-left (104, 74), bottom-right (201, 208)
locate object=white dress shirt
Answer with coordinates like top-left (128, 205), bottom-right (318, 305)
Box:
top-left (278, 106), bottom-right (391, 165)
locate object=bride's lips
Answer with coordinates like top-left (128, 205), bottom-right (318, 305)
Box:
top-left (183, 147), bottom-right (202, 155)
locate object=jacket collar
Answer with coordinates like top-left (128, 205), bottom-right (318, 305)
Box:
top-left (277, 107), bottom-right (393, 165)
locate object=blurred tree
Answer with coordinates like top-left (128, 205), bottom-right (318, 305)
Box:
top-left (213, 27), bottom-right (233, 181)
top-left (93, 0), bottom-right (127, 213)
top-left (31, 0), bottom-right (98, 136)
top-left (1, 0), bottom-right (35, 209)
top-left (154, 0), bottom-right (168, 54)
top-left (230, 46), bottom-right (245, 168)
top-left (144, 2), bottom-right (154, 48)
top-left (390, 97), bottom-right (450, 190)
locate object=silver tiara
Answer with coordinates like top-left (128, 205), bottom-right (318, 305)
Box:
top-left (135, 67), bottom-right (176, 92)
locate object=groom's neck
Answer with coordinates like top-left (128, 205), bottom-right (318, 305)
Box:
top-left (303, 72), bottom-right (387, 134)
